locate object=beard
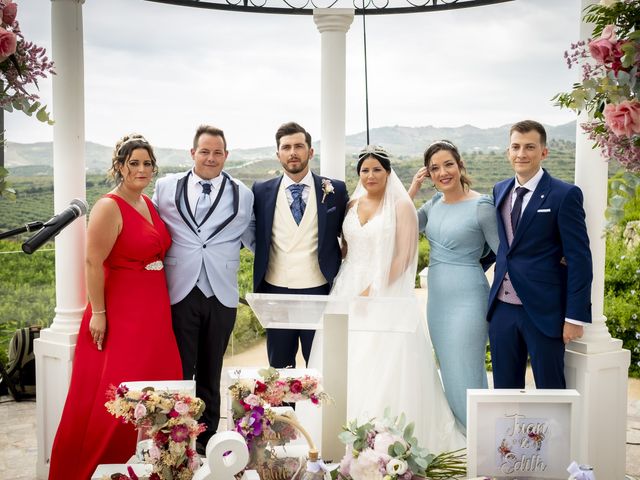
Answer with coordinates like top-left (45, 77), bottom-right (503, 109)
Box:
top-left (282, 156), bottom-right (309, 175)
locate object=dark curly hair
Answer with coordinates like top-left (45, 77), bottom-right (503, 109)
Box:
top-left (109, 133), bottom-right (158, 184)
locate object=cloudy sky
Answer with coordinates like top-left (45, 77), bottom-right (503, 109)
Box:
top-left (7, 0), bottom-right (582, 150)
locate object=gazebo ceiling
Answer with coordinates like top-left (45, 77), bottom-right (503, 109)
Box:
top-left (145, 0), bottom-right (512, 16)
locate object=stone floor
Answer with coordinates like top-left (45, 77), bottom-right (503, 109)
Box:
top-left (1, 341), bottom-right (640, 480)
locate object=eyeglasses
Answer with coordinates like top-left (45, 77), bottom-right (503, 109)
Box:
top-left (358, 145), bottom-right (391, 162)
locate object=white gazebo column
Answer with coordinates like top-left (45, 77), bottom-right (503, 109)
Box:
top-left (564, 1), bottom-right (630, 478)
top-left (34, 0), bottom-right (87, 478)
top-left (313, 9), bottom-right (354, 181)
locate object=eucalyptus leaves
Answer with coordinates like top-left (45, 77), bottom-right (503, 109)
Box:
top-left (335, 409), bottom-right (466, 480)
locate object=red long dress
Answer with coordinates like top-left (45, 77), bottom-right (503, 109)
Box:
top-left (48, 194), bottom-right (183, 479)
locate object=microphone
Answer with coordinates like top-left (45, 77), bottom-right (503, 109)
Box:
top-left (22, 198), bottom-right (89, 254)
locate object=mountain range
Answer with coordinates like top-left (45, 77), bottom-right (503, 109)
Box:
top-left (5, 121), bottom-right (577, 172)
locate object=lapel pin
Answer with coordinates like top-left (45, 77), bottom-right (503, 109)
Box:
top-left (540, 194), bottom-right (545, 198)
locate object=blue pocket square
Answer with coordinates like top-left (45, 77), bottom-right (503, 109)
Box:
top-left (537, 208), bottom-right (551, 213)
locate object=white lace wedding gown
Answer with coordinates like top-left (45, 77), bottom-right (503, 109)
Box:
top-left (310, 199), bottom-right (465, 455)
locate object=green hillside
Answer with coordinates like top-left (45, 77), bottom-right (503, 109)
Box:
top-left (0, 140), bottom-right (578, 232)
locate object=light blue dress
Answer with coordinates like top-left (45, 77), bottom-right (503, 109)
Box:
top-left (417, 192), bottom-right (499, 429)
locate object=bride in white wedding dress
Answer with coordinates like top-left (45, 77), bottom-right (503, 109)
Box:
top-left (309, 145), bottom-right (465, 454)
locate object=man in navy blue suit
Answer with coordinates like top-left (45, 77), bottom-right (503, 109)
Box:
top-left (252, 122), bottom-right (348, 368)
top-left (488, 120), bottom-right (593, 389)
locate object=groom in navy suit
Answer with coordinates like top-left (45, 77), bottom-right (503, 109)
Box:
top-left (253, 122), bottom-right (348, 368)
top-left (488, 120), bottom-right (593, 389)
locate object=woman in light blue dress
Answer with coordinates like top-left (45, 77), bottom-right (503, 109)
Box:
top-left (408, 140), bottom-right (499, 430)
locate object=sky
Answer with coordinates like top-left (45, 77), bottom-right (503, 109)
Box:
top-left (6, 0), bottom-right (583, 151)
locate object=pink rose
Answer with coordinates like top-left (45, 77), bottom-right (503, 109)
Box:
top-left (133, 402), bottom-right (147, 420)
top-left (0, 26), bottom-right (16, 60)
top-left (2, 1), bottom-right (16, 26)
top-left (603, 100), bottom-right (640, 137)
top-left (289, 379), bottom-right (303, 394)
top-left (589, 37), bottom-right (616, 64)
top-left (600, 24), bottom-right (617, 43)
top-left (174, 400), bottom-right (189, 415)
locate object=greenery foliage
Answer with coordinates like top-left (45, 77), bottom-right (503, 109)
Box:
top-left (1, 144), bottom-right (636, 379)
top-left (604, 186), bottom-right (640, 377)
top-left (0, 240), bottom-right (55, 364)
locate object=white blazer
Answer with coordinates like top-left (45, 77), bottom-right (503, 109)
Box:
top-left (153, 170), bottom-right (255, 308)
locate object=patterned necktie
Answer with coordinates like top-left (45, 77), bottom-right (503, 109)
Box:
top-left (195, 181), bottom-right (212, 225)
top-left (510, 186), bottom-right (529, 232)
top-left (288, 184), bottom-right (306, 225)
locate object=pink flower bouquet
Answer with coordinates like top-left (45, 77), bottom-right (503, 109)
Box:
top-left (336, 409), bottom-right (466, 480)
top-left (0, 0), bottom-right (54, 123)
top-left (554, 0), bottom-right (640, 172)
top-left (105, 385), bottom-right (206, 480)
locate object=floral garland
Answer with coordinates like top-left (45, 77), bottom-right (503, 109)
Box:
top-left (336, 409), bottom-right (466, 480)
top-left (0, 0), bottom-right (54, 123)
top-left (553, 0), bottom-right (639, 172)
top-left (228, 367), bottom-right (329, 449)
top-left (104, 385), bottom-right (206, 480)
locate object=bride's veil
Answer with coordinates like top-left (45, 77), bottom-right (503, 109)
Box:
top-left (334, 167), bottom-right (419, 298)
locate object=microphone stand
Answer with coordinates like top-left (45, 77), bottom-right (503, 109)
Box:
top-left (0, 221), bottom-right (44, 241)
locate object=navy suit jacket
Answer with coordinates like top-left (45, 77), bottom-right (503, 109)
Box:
top-left (252, 172), bottom-right (348, 292)
top-left (488, 169), bottom-right (593, 338)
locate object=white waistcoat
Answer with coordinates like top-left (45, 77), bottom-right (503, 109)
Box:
top-left (265, 181), bottom-right (326, 288)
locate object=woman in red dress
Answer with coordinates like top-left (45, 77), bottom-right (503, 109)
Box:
top-left (48, 134), bottom-right (183, 479)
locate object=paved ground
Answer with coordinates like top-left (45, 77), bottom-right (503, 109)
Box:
top-left (1, 286), bottom-right (637, 478)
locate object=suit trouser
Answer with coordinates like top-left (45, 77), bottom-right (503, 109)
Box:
top-left (172, 287), bottom-right (236, 443)
top-left (488, 300), bottom-right (566, 389)
top-left (260, 281), bottom-right (330, 369)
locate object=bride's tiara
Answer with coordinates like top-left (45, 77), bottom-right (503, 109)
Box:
top-left (117, 134), bottom-right (149, 154)
top-left (427, 140), bottom-right (457, 150)
top-left (358, 144), bottom-right (391, 162)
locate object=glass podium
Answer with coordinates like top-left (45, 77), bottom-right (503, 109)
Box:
top-left (245, 293), bottom-right (418, 462)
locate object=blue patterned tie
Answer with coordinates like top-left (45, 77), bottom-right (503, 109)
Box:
top-left (510, 186), bottom-right (529, 232)
top-left (195, 181), bottom-right (212, 225)
top-left (288, 184), bottom-right (306, 225)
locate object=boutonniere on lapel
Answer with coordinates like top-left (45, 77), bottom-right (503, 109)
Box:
top-left (321, 178), bottom-right (335, 203)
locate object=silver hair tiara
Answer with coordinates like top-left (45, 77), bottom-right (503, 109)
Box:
top-left (117, 134), bottom-right (149, 154)
top-left (428, 140), bottom-right (457, 149)
top-left (358, 144), bottom-right (391, 161)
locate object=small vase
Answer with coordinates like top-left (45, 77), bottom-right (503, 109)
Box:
top-left (136, 422), bottom-right (154, 461)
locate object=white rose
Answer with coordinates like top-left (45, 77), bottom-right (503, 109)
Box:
top-left (386, 458), bottom-right (408, 476)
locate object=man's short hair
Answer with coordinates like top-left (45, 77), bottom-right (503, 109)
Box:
top-left (193, 125), bottom-right (227, 151)
top-left (275, 122), bottom-right (312, 149)
top-left (510, 120), bottom-right (547, 147)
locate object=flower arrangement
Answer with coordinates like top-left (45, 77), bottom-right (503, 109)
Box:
top-left (229, 368), bottom-right (329, 447)
top-left (553, 0), bottom-right (639, 172)
top-left (104, 384), bottom-right (206, 480)
top-left (321, 178), bottom-right (335, 203)
top-left (335, 409), bottom-right (466, 480)
top-left (229, 368), bottom-right (330, 480)
top-left (0, 0), bottom-right (54, 124)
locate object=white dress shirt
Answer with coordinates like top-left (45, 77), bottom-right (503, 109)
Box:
top-left (281, 170), bottom-right (313, 206)
top-left (188, 169), bottom-right (224, 214)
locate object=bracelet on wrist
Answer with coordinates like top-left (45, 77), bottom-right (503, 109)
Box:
top-left (93, 309), bottom-right (106, 314)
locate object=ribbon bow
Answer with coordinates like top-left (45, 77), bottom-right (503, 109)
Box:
top-left (307, 458), bottom-right (339, 476)
top-left (567, 461), bottom-right (595, 480)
